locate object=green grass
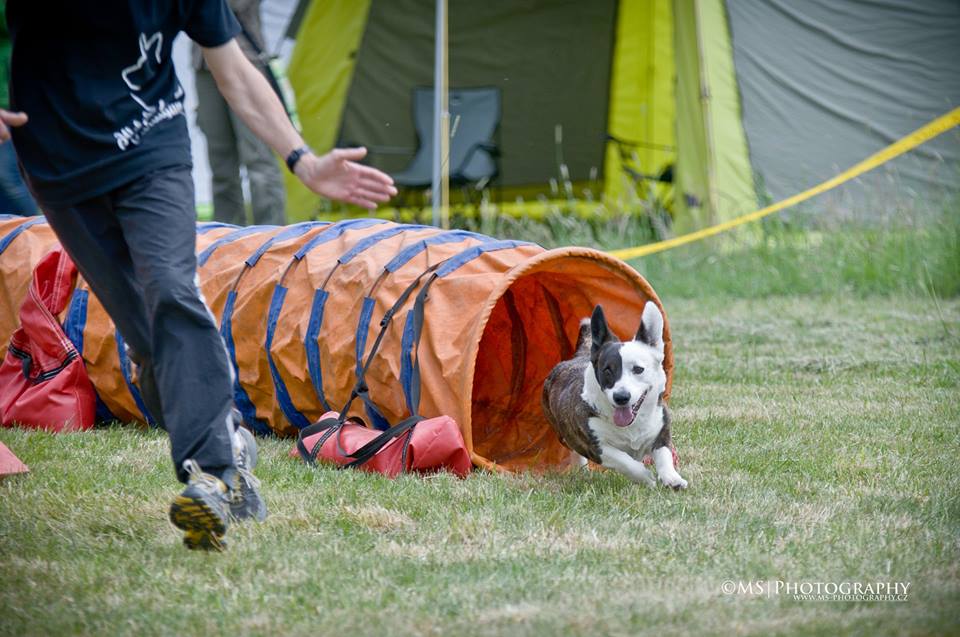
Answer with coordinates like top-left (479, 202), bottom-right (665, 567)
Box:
top-left (2, 295), bottom-right (958, 636)
top-left (459, 200), bottom-right (960, 300)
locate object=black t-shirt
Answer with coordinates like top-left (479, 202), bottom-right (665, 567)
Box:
top-left (7, 1), bottom-right (240, 207)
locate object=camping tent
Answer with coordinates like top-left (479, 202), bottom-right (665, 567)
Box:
top-left (280, 0), bottom-right (959, 226)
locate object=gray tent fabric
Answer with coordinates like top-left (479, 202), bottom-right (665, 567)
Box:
top-left (727, 0), bottom-right (960, 212)
top-left (338, 0), bottom-right (618, 188)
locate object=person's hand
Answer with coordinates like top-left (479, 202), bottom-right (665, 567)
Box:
top-left (0, 109), bottom-right (28, 143)
top-left (294, 147), bottom-right (397, 209)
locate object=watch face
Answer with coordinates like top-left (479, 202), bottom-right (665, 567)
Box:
top-left (286, 147), bottom-right (308, 172)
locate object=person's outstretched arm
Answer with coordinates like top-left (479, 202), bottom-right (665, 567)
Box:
top-left (201, 40), bottom-right (396, 209)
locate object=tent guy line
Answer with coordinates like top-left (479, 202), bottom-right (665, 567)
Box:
top-left (608, 105), bottom-right (960, 261)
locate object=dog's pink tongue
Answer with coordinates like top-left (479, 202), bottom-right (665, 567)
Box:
top-left (613, 406), bottom-right (634, 427)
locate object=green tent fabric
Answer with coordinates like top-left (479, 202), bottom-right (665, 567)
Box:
top-left (340, 1), bottom-right (618, 190)
top-left (282, 0), bottom-right (956, 226)
top-left (282, 0), bottom-right (371, 218)
top-left (283, 0), bottom-right (757, 225)
top-left (602, 0), bottom-right (675, 207)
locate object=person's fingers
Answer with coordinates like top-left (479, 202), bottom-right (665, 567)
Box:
top-left (352, 162), bottom-right (395, 186)
top-left (357, 180), bottom-right (396, 199)
top-left (333, 147), bottom-right (368, 162)
top-left (0, 110), bottom-right (28, 127)
top-left (355, 187), bottom-right (392, 203)
top-left (0, 123), bottom-right (9, 143)
top-left (347, 195), bottom-right (378, 209)
top-left (357, 172), bottom-right (398, 195)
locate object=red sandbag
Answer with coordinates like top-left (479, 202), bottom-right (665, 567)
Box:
top-left (293, 411), bottom-right (471, 478)
top-left (0, 441), bottom-right (28, 476)
top-left (0, 249), bottom-right (95, 432)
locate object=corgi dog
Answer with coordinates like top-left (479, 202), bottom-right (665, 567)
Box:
top-left (542, 302), bottom-right (687, 489)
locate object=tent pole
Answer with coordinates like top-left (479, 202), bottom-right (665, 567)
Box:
top-left (432, 0), bottom-right (450, 228)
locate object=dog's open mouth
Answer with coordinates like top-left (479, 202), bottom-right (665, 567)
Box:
top-left (613, 389), bottom-right (648, 427)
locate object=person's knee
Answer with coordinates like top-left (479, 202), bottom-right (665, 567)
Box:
top-left (143, 269), bottom-right (211, 322)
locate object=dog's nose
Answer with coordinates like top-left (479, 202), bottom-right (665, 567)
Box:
top-left (612, 390), bottom-right (630, 406)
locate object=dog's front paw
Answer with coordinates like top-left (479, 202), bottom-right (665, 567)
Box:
top-left (659, 472), bottom-right (688, 490)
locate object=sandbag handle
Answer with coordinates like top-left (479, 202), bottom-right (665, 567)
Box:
top-left (343, 415), bottom-right (423, 468)
top-left (296, 416), bottom-right (342, 464)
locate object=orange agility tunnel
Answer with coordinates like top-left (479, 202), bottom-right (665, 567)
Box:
top-left (0, 215), bottom-right (672, 471)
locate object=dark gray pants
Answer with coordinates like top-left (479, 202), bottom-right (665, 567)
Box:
top-left (31, 166), bottom-right (236, 485)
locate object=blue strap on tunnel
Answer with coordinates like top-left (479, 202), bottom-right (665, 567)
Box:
top-left (293, 218), bottom-right (386, 260)
top-left (336, 224), bottom-right (432, 264)
top-left (197, 224), bottom-right (277, 267)
top-left (400, 310), bottom-right (417, 414)
top-left (383, 230), bottom-right (490, 273)
top-left (196, 222), bottom-right (239, 235)
top-left (264, 285), bottom-right (312, 430)
top-left (354, 297), bottom-right (376, 378)
top-left (435, 240), bottom-right (531, 277)
top-left (305, 289), bottom-right (332, 413)
top-left (0, 217), bottom-right (45, 254)
top-left (353, 297), bottom-right (390, 430)
top-left (397, 240), bottom-right (533, 412)
top-left (115, 329), bottom-right (157, 427)
top-left (220, 290), bottom-right (272, 435)
top-left (62, 288), bottom-right (116, 423)
top-left (245, 221), bottom-right (329, 267)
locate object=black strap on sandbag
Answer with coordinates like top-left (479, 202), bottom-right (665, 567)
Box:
top-left (296, 416), bottom-right (342, 465)
top-left (341, 415), bottom-right (422, 468)
top-left (296, 410), bottom-right (423, 469)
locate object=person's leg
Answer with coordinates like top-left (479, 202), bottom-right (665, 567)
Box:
top-left (31, 190), bottom-right (163, 425)
top-left (231, 106), bottom-right (287, 226)
top-left (111, 166), bottom-right (237, 486)
top-left (0, 143), bottom-right (40, 216)
top-left (194, 67), bottom-right (247, 226)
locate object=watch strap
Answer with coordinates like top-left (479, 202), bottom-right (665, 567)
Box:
top-left (285, 146), bottom-right (312, 173)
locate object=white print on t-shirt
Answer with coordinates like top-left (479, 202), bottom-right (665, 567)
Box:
top-left (113, 31), bottom-right (186, 151)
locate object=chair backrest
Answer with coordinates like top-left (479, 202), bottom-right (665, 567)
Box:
top-left (406, 87), bottom-right (501, 184)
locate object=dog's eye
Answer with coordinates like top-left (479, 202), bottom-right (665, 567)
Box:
top-left (632, 365), bottom-right (645, 375)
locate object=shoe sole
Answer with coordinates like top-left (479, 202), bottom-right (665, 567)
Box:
top-left (169, 494), bottom-right (228, 551)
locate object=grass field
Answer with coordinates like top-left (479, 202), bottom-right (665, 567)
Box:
top-left (2, 289), bottom-right (958, 635)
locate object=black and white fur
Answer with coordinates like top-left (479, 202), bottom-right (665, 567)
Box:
top-left (541, 302), bottom-right (687, 489)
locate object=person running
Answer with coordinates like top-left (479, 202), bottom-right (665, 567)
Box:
top-left (2, 0), bottom-right (396, 550)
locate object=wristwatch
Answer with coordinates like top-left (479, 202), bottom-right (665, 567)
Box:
top-left (285, 145), bottom-right (312, 173)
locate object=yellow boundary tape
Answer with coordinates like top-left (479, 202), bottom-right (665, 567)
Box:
top-left (608, 106), bottom-right (960, 261)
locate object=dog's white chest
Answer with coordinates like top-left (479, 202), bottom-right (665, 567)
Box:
top-left (587, 409), bottom-right (662, 456)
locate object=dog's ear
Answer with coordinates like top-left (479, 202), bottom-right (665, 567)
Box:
top-left (636, 301), bottom-right (664, 354)
top-left (590, 305), bottom-right (612, 360)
